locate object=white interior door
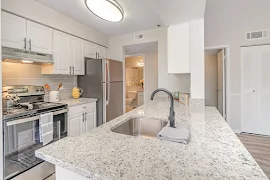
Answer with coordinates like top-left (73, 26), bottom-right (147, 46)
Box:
top-left (257, 45), bottom-right (270, 135)
top-left (241, 45), bottom-right (270, 136)
top-left (217, 49), bottom-right (225, 116)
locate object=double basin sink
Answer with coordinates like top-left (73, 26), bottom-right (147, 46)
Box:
top-left (111, 117), bottom-right (168, 138)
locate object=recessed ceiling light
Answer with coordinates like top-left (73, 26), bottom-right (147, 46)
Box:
top-left (85, 0), bottom-right (124, 22)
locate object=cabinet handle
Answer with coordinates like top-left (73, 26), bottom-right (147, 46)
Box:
top-left (69, 66), bottom-right (71, 74)
top-left (98, 53), bottom-right (100, 59)
top-left (24, 38), bottom-right (27, 50)
top-left (29, 39), bottom-right (31, 51)
top-left (72, 66), bottom-right (74, 75)
top-left (96, 52), bottom-right (97, 59)
top-left (82, 113), bottom-right (85, 122)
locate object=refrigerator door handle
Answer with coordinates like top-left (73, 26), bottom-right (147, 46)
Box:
top-left (106, 60), bottom-right (110, 105)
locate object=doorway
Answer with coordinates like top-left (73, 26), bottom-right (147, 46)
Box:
top-left (125, 55), bottom-right (145, 112)
top-left (123, 42), bottom-right (158, 113)
top-left (205, 48), bottom-right (227, 117)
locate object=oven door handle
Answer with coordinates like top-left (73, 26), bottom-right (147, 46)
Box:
top-left (6, 109), bottom-right (69, 126)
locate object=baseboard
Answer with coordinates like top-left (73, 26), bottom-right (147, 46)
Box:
top-left (232, 129), bottom-right (242, 134)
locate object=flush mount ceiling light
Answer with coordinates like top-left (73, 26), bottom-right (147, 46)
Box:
top-left (138, 60), bottom-right (144, 67)
top-left (85, 0), bottom-right (124, 22)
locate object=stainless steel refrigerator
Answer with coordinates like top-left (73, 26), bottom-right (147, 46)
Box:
top-left (78, 58), bottom-right (123, 126)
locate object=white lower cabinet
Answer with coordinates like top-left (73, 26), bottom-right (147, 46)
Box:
top-left (84, 111), bottom-right (96, 134)
top-left (68, 102), bottom-right (97, 137)
top-left (68, 114), bottom-right (84, 137)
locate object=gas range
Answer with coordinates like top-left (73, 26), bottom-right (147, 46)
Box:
top-left (2, 85), bottom-right (67, 121)
top-left (3, 101), bottom-right (67, 121)
top-left (2, 85), bottom-right (68, 180)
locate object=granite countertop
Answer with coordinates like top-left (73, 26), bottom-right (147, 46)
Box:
top-left (58, 98), bottom-right (98, 107)
top-left (36, 99), bottom-right (268, 180)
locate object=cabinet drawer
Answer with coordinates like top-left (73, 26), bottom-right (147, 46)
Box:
top-left (68, 102), bottom-right (96, 116)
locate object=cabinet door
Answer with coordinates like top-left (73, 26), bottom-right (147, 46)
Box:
top-left (70, 37), bottom-right (84, 75)
top-left (83, 41), bottom-right (97, 58)
top-left (27, 21), bottom-right (52, 54)
top-left (68, 114), bottom-right (84, 137)
top-left (2, 11), bottom-right (27, 50)
top-left (85, 110), bottom-right (96, 133)
top-left (53, 30), bottom-right (71, 74)
top-left (167, 22), bottom-right (190, 73)
top-left (97, 45), bottom-right (107, 59)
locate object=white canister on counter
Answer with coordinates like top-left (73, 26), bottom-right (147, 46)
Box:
top-left (49, 91), bottom-right (60, 102)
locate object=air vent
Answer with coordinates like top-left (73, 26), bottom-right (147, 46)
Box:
top-left (245, 30), bottom-right (269, 40)
top-left (134, 33), bottom-right (144, 40)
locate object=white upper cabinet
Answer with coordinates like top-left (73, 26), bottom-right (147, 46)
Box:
top-left (84, 41), bottom-right (97, 58)
top-left (53, 30), bottom-right (71, 74)
top-left (97, 45), bottom-right (107, 59)
top-left (2, 12), bottom-right (53, 54)
top-left (43, 30), bottom-right (85, 75)
top-left (83, 41), bottom-right (107, 59)
top-left (167, 22), bottom-right (190, 73)
top-left (2, 11), bottom-right (27, 50)
top-left (26, 21), bottom-right (52, 54)
top-left (70, 37), bottom-right (84, 75)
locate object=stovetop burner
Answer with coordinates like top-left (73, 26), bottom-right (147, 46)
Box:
top-left (3, 102), bottom-right (68, 121)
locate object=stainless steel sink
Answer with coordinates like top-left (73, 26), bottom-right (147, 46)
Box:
top-left (111, 117), bottom-right (168, 138)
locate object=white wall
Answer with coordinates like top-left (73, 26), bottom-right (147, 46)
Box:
top-left (205, 53), bottom-right (218, 107)
top-left (0, 1), bottom-right (3, 178)
top-left (190, 18), bottom-right (205, 99)
top-left (205, 0), bottom-right (270, 131)
top-left (108, 27), bottom-right (190, 92)
top-left (2, 0), bottom-right (108, 46)
top-left (144, 52), bottom-right (158, 102)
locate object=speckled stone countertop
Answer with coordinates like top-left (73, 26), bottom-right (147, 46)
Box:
top-left (36, 99), bottom-right (268, 180)
top-left (58, 98), bottom-right (97, 107)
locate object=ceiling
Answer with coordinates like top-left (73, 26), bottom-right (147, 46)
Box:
top-left (35, 0), bottom-right (206, 36)
top-left (125, 42), bottom-right (158, 55)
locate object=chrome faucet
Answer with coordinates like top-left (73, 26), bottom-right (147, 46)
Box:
top-left (150, 88), bottom-right (175, 128)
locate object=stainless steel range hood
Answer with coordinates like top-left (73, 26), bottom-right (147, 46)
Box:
top-left (2, 47), bottom-right (53, 64)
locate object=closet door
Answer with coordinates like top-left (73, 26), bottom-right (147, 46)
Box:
top-left (256, 45), bottom-right (270, 135)
top-left (241, 46), bottom-right (258, 134)
top-left (241, 45), bottom-right (270, 136)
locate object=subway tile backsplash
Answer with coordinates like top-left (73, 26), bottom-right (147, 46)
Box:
top-left (2, 62), bottom-right (77, 99)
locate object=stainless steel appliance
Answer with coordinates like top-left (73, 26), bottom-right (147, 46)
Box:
top-left (2, 47), bottom-right (53, 64)
top-left (2, 85), bottom-right (68, 180)
top-left (78, 58), bottom-right (123, 126)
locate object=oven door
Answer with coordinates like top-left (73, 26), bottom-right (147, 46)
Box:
top-left (3, 108), bottom-right (68, 180)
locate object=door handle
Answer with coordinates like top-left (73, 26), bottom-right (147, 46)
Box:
top-left (29, 39), bottom-right (31, 51)
top-left (69, 66), bottom-right (71, 74)
top-left (106, 60), bottom-right (110, 105)
top-left (72, 66), bottom-right (75, 75)
top-left (24, 38), bottom-right (27, 50)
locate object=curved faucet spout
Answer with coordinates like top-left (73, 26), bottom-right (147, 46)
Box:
top-left (150, 88), bottom-right (175, 128)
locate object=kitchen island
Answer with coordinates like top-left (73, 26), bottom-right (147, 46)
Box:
top-left (36, 99), bottom-right (268, 180)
